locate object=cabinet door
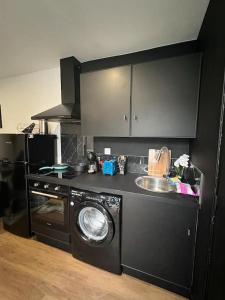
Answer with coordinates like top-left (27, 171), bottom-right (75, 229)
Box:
top-left (81, 66), bottom-right (131, 136)
top-left (131, 53), bottom-right (201, 137)
top-left (122, 194), bottom-right (198, 289)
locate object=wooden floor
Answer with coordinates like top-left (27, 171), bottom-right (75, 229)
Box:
top-left (0, 220), bottom-right (185, 300)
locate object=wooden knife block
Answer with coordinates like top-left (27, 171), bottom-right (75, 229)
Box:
top-left (148, 149), bottom-right (171, 177)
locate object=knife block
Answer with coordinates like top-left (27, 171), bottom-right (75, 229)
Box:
top-left (148, 149), bottom-right (171, 177)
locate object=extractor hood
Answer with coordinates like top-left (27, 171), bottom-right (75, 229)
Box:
top-left (31, 56), bottom-right (81, 123)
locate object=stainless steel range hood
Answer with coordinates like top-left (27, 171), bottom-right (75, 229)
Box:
top-left (31, 56), bottom-right (81, 123)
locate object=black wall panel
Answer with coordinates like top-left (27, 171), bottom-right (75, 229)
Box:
top-left (190, 0), bottom-right (225, 299)
top-left (94, 137), bottom-right (189, 158)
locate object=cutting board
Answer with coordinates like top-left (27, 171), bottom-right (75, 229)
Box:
top-left (148, 149), bottom-right (171, 177)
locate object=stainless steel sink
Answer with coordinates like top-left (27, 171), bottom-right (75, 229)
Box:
top-left (135, 176), bottom-right (176, 193)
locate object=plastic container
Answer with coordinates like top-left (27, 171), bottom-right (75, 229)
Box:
top-left (102, 160), bottom-right (117, 176)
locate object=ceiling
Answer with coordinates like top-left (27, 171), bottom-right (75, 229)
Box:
top-left (0, 0), bottom-right (209, 79)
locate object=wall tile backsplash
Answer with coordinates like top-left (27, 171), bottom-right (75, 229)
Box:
top-left (61, 134), bottom-right (78, 165)
top-left (94, 137), bottom-right (190, 157)
top-left (61, 133), bottom-right (90, 165)
top-left (60, 133), bottom-right (202, 189)
top-left (96, 154), bottom-right (148, 174)
top-left (96, 153), bottom-right (202, 177)
top-left (126, 155), bottom-right (148, 174)
top-left (60, 132), bottom-right (192, 175)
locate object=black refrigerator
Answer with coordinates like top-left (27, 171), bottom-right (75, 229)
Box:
top-left (0, 134), bottom-right (56, 237)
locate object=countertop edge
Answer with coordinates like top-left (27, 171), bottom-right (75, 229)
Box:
top-left (26, 173), bottom-right (199, 209)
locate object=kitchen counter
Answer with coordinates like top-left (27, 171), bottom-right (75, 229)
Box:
top-left (27, 172), bottom-right (199, 208)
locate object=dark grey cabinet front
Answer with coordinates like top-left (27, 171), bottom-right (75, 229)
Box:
top-left (81, 66), bottom-right (131, 136)
top-left (131, 53), bottom-right (201, 137)
top-left (122, 194), bottom-right (198, 293)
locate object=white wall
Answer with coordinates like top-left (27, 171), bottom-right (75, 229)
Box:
top-left (0, 67), bottom-right (61, 134)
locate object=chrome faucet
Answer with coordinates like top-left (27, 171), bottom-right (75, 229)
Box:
top-left (155, 146), bottom-right (169, 162)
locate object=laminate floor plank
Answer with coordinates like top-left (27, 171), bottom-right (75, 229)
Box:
top-left (0, 221), bottom-right (185, 300)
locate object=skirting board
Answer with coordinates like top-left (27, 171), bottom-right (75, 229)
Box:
top-left (122, 265), bottom-right (190, 298)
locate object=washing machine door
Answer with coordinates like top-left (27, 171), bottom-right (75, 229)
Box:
top-left (75, 201), bottom-right (114, 245)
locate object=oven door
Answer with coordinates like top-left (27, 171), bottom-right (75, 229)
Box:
top-left (30, 190), bottom-right (69, 232)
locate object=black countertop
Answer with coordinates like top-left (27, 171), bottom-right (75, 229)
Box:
top-left (27, 172), bottom-right (199, 208)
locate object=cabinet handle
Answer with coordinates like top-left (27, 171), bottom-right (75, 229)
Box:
top-left (187, 229), bottom-right (191, 236)
top-left (123, 114), bottom-right (127, 121)
top-left (133, 115), bottom-right (138, 121)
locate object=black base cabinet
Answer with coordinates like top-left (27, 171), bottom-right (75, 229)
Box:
top-left (121, 194), bottom-right (198, 298)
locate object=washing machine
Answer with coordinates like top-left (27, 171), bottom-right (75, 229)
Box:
top-left (70, 188), bottom-right (122, 274)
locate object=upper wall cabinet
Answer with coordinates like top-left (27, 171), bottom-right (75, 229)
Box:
top-left (131, 54), bottom-right (201, 138)
top-left (81, 53), bottom-right (201, 138)
top-left (81, 66), bottom-right (131, 136)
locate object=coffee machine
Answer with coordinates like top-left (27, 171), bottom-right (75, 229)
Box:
top-left (87, 152), bottom-right (98, 174)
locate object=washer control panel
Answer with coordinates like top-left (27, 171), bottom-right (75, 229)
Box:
top-left (70, 189), bottom-right (121, 209)
top-left (105, 196), bottom-right (121, 208)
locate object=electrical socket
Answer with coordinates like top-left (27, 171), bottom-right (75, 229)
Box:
top-left (104, 148), bottom-right (111, 155)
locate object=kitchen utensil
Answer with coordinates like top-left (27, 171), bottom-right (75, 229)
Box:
top-left (73, 162), bottom-right (87, 172)
top-left (87, 152), bottom-right (98, 174)
top-left (117, 155), bottom-right (127, 175)
top-left (148, 149), bottom-right (171, 177)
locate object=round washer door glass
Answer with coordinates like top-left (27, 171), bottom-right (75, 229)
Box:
top-left (78, 207), bottom-right (109, 241)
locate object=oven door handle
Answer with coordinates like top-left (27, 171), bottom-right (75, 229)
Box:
top-left (30, 191), bottom-right (59, 199)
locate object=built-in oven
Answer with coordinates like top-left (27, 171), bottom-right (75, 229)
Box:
top-left (29, 180), bottom-right (70, 252)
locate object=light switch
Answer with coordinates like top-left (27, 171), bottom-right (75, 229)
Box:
top-left (104, 148), bottom-right (111, 155)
